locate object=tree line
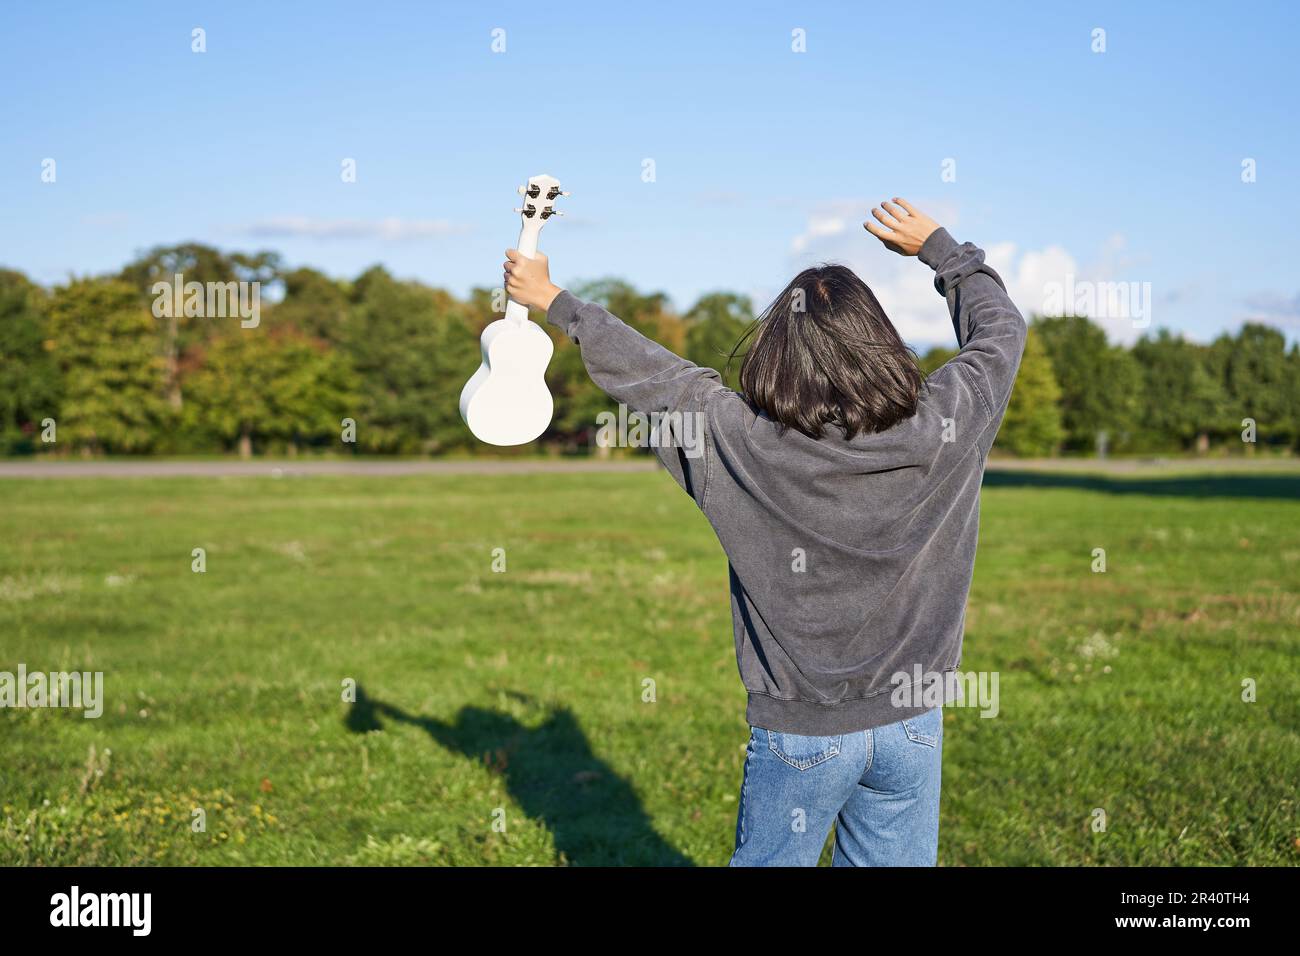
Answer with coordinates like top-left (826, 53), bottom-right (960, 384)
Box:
top-left (2, 243), bottom-right (1298, 458)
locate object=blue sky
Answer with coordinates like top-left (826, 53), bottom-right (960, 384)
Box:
top-left (2, 0), bottom-right (1297, 346)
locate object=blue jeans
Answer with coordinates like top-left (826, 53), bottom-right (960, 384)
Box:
top-left (729, 707), bottom-right (944, 866)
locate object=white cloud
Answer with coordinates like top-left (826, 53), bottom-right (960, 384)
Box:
top-left (785, 200), bottom-right (1146, 346)
top-left (694, 190), bottom-right (748, 207)
top-left (239, 216), bottom-right (469, 241)
top-left (81, 212), bottom-right (130, 228)
top-left (1243, 291), bottom-right (1300, 328)
top-left (790, 211), bottom-right (850, 255)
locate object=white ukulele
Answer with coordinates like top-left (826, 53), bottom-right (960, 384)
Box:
top-left (459, 173), bottom-right (568, 446)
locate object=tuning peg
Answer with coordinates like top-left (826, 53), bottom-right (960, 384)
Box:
top-left (517, 185), bottom-right (526, 196)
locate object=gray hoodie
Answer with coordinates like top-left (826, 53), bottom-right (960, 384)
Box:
top-left (546, 227), bottom-right (1027, 734)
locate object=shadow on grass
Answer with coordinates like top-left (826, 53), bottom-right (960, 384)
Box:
top-left (982, 469), bottom-right (1300, 500)
top-left (346, 686), bottom-right (694, 867)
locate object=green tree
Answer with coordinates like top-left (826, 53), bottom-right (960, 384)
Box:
top-left (0, 270), bottom-right (61, 453)
top-left (1290, 344), bottom-right (1300, 450)
top-left (46, 279), bottom-right (170, 453)
top-left (1034, 314), bottom-right (1140, 453)
top-left (340, 267), bottom-right (478, 454)
top-left (119, 243), bottom-right (281, 409)
top-left (183, 327), bottom-right (358, 458)
top-left (1208, 323), bottom-right (1297, 449)
top-left (995, 327), bottom-right (1064, 456)
top-left (682, 292), bottom-right (753, 390)
top-left (1132, 330), bottom-right (1223, 452)
top-left (118, 243), bottom-right (280, 296)
top-left (273, 267), bottom-right (350, 343)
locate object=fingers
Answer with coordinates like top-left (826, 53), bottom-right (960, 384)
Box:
top-left (881, 200), bottom-right (908, 221)
top-left (863, 219), bottom-right (896, 243)
top-left (892, 197), bottom-right (919, 216)
top-left (504, 250), bottom-right (547, 294)
top-left (870, 206), bottom-right (899, 228)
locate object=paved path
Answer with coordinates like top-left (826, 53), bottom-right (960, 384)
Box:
top-left (0, 459), bottom-right (661, 478)
top-left (0, 457), bottom-right (1293, 479)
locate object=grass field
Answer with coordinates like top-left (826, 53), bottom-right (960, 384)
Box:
top-left (1, 462), bottom-right (1298, 866)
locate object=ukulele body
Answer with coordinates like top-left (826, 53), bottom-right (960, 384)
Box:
top-left (459, 312), bottom-right (555, 446)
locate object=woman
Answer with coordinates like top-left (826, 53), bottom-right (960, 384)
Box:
top-left (503, 199), bottom-right (1026, 866)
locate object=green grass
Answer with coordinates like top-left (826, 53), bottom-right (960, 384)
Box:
top-left (1, 465), bottom-right (1297, 866)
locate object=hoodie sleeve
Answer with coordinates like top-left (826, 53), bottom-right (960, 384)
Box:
top-left (545, 290), bottom-right (723, 506)
top-left (918, 228), bottom-right (1028, 441)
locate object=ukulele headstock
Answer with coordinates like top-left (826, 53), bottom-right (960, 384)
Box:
top-left (514, 173), bottom-right (568, 230)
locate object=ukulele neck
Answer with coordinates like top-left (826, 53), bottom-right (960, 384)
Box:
top-left (505, 220), bottom-right (543, 324)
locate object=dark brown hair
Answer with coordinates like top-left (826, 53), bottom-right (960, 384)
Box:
top-left (731, 265), bottom-right (921, 439)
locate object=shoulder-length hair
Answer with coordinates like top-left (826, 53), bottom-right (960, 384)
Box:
top-left (731, 265), bottom-right (921, 439)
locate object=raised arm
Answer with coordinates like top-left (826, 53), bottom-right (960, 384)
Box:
top-left (503, 248), bottom-right (723, 417)
top-left (503, 249), bottom-right (723, 502)
top-left (865, 199), bottom-right (1027, 426)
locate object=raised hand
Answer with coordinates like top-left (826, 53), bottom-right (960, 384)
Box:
top-left (504, 249), bottom-right (562, 312)
top-left (863, 198), bottom-right (941, 257)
